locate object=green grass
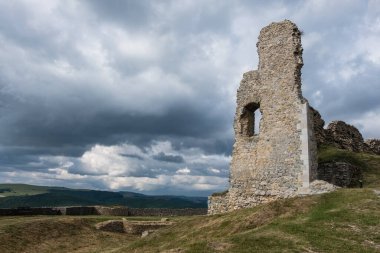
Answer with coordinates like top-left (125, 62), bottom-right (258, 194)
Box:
top-left (122, 189), bottom-right (380, 252)
top-left (1, 191), bottom-right (379, 252)
top-left (0, 184), bottom-right (62, 197)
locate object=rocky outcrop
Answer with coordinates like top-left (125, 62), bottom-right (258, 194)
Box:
top-left (311, 109), bottom-right (365, 151)
top-left (317, 162), bottom-right (363, 187)
top-left (311, 107), bottom-right (380, 155)
top-left (326, 121), bottom-right (365, 152)
top-left (365, 139), bottom-right (380, 155)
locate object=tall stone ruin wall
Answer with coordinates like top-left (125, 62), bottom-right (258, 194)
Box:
top-left (208, 20), bottom-right (380, 215)
top-left (208, 20), bottom-right (319, 214)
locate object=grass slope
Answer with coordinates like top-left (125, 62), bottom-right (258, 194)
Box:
top-left (124, 189), bottom-right (380, 253)
top-left (0, 184), bottom-right (67, 197)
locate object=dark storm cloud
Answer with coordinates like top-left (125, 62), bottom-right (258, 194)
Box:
top-left (83, 0), bottom-right (154, 30)
top-left (153, 152), bottom-right (185, 163)
top-left (120, 153), bottom-right (144, 161)
top-left (0, 0), bottom-right (379, 195)
top-left (0, 1), bottom-right (236, 162)
top-left (0, 99), bottom-right (231, 154)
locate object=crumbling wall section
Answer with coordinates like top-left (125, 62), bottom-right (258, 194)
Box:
top-left (326, 121), bottom-right (365, 152)
top-left (365, 139), bottom-right (380, 155)
top-left (310, 106), bottom-right (327, 146)
top-left (209, 20), bottom-right (319, 214)
top-left (310, 108), bottom-right (380, 155)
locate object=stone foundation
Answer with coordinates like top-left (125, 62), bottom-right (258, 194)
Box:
top-left (95, 220), bottom-right (173, 234)
top-left (317, 162), bottom-right (363, 187)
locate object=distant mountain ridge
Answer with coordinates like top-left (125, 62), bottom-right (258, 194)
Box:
top-left (0, 184), bottom-right (207, 208)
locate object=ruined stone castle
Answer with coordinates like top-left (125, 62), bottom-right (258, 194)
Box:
top-left (208, 20), bottom-right (380, 214)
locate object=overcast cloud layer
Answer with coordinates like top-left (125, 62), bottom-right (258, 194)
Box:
top-left (0, 0), bottom-right (379, 196)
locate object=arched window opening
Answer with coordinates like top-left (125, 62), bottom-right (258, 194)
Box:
top-left (240, 103), bottom-right (261, 137)
top-left (254, 109), bottom-right (262, 134)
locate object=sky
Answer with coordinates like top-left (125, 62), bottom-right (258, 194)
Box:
top-left (0, 0), bottom-right (379, 196)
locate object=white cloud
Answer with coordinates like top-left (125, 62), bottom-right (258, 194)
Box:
top-left (351, 109), bottom-right (380, 139)
top-left (80, 144), bottom-right (137, 176)
top-left (176, 167), bottom-right (191, 174)
top-left (208, 167), bottom-right (221, 174)
top-left (12, 140), bottom-right (230, 195)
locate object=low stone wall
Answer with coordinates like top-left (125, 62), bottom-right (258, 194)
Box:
top-left (317, 162), bottom-right (362, 187)
top-left (0, 206), bottom-right (206, 216)
top-left (0, 207), bottom-right (61, 216)
top-left (128, 208), bottom-right (207, 216)
top-left (95, 206), bottom-right (129, 216)
top-left (62, 206), bottom-right (98, 215)
top-left (95, 220), bottom-right (126, 233)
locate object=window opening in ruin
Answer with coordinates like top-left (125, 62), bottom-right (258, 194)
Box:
top-left (254, 109), bottom-right (262, 134)
top-left (240, 103), bottom-right (261, 137)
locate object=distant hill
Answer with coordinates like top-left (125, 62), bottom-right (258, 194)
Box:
top-left (0, 184), bottom-right (207, 208)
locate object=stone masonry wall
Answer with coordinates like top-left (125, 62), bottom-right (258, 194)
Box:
top-left (208, 20), bottom-right (319, 214)
top-left (128, 208), bottom-right (207, 216)
top-left (317, 162), bottom-right (362, 187)
top-left (0, 207), bottom-right (61, 216)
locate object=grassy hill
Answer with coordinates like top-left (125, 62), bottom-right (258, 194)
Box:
top-left (0, 184), bottom-right (207, 208)
top-left (0, 184), bottom-right (66, 197)
top-left (0, 146), bottom-right (379, 252)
